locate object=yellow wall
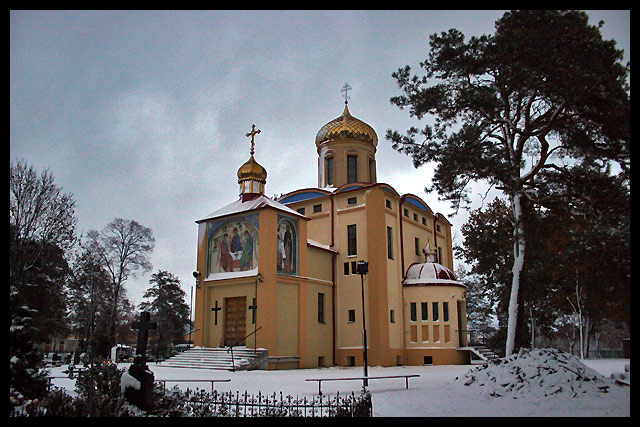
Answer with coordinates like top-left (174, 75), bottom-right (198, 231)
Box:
top-left (194, 205), bottom-right (335, 369)
top-left (402, 285), bottom-right (466, 349)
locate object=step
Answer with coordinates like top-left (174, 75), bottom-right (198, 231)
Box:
top-left (156, 347), bottom-right (266, 371)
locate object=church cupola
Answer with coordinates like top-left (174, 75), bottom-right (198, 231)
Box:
top-left (237, 124), bottom-right (267, 201)
top-left (315, 83), bottom-right (378, 188)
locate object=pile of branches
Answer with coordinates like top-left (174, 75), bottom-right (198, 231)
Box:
top-left (457, 348), bottom-right (617, 398)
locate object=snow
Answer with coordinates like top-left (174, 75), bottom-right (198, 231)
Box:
top-left (46, 351), bottom-right (629, 416)
top-left (458, 348), bottom-right (618, 398)
top-left (206, 268), bottom-right (259, 281)
top-left (120, 371), bottom-right (141, 394)
top-left (307, 239), bottom-right (337, 253)
top-left (197, 194), bottom-right (305, 223)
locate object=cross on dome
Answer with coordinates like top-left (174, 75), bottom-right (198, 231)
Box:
top-left (246, 124), bottom-right (261, 156)
top-left (341, 82), bottom-right (352, 105)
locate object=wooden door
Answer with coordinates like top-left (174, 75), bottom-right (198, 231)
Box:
top-left (224, 296), bottom-right (247, 346)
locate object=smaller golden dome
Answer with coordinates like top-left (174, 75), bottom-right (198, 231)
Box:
top-left (315, 104), bottom-right (378, 147)
top-left (237, 155), bottom-right (267, 183)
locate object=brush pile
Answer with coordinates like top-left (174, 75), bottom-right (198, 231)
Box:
top-left (457, 348), bottom-right (618, 398)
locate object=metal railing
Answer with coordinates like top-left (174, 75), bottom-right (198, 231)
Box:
top-left (226, 327), bottom-right (262, 372)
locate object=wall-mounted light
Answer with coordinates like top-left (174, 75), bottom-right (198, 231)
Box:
top-left (193, 270), bottom-right (201, 289)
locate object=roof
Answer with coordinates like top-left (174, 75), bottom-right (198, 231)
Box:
top-left (315, 104), bottom-right (378, 147)
top-left (402, 262), bottom-right (465, 288)
top-left (196, 194), bottom-right (307, 223)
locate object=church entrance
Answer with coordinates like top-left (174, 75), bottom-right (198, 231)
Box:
top-left (224, 296), bottom-right (247, 346)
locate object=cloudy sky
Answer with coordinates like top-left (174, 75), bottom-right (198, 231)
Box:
top-left (10, 10), bottom-right (630, 307)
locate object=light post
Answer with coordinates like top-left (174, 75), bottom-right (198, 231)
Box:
top-left (357, 260), bottom-right (369, 387)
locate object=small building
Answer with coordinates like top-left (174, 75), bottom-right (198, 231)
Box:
top-left (192, 100), bottom-right (470, 369)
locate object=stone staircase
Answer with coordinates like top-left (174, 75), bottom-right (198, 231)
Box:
top-left (468, 345), bottom-right (501, 362)
top-left (157, 347), bottom-right (268, 371)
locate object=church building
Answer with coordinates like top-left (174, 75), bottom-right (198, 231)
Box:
top-left (192, 94), bottom-right (470, 369)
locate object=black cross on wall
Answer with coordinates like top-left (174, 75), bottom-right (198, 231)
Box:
top-left (248, 298), bottom-right (257, 324)
top-left (211, 300), bottom-right (221, 325)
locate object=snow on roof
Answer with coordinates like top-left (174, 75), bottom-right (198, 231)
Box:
top-left (197, 194), bottom-right (306, 223)
top-left (307, 238), bottom-right (338, 253)
top-left (402, 262), bottom-right (464, 287)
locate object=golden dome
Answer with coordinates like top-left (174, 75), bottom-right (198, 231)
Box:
top-left (315, 104), bottom-right (378, 147)
top-left (237, 155), bottom-right (267, 183)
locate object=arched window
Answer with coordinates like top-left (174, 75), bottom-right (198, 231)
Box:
top-left (368, 157), bottom-right (376, 183)
top-left (325, 155), bottom-right (334, 186)
top-left (347, 153), bottom-right (358, 183)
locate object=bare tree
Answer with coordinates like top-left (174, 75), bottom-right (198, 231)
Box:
top-left (10, 158), bottom-right (77, 285)
top-left (85, 218), bottom-right (155, 349)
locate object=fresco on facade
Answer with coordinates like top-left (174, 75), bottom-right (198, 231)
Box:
top-left (277, 215), bottom-right (298, 275)
top-left (206, 213), bottom-right (259, 277)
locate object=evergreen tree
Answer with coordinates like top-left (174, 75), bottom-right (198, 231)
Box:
top-left (386, 10), bottom-right (629, 355)
top-left (139, 270), bottom-right (190, 359)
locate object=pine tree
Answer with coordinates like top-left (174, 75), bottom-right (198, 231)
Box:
top-left (387, 10), bottom-right (629, 355)
top-left (139, 270), bottom-right (190, 359)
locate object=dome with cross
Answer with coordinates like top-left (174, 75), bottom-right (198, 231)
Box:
top-left (315, 104), bottom-right (378, 148)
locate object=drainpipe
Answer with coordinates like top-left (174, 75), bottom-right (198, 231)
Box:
top-left (399, 197), bottom-right (405, 276)
top-left (330, 194), bottom-right (336, 366)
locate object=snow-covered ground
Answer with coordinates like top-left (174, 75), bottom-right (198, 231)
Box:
top-left (47, 352), bottom-right (629, 417)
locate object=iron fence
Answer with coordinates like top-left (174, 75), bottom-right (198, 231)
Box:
top-left (173, 388), bottom-right (372, 417)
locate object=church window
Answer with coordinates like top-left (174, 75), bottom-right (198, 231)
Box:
top-left (347, 224), bottom-right (357, 256)
top-left (313, 203), bottom-right (322, 213)
top-left (443, 302), bottom-right (449, 322)
top-left (403, 208), bottom-right (409, 217)
top-left (410, 302), bottom-right (417, 322)
top-left (344, 262), bottom-right (350, 275)
top-left (347, 154), bottom-right (357, 183)
top-left (386, 199), bottom-right (392, 209)
top-left (390, 310), bottom-right (395, 323)
top-left (421, 302), bottom-right (428, 321)
top-left (347, 196), bottom-right (357, 205)
top-left (432, 302), bottom-right (439, 321)
top-left (369, 158), bottom-right (375, 182)
top-left (413, 213), bottom-right (418, 221)
top-left (415, 237), bottom-right (420, 256)
top-left (325, 156), bottom-right (334, 186)
top-left (351, 261), bottom-right (357, 274)
top-left (438, 247), bottom-right (443, 264)
top-left (387, 226), bottom-right (393, 259)
top-left (422, 217), bottom-right (426, 226)
top-left (348, 309), bottom-right (356, 322)
top-left (436, 224), bottom-right (441, 232)
top-left (318, 293), bottom-right (325, 323)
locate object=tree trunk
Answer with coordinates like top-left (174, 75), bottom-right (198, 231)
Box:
top-left (529, 305), bottom-right (535, 349)
top-left (506, 193), bottom-right (526, 356)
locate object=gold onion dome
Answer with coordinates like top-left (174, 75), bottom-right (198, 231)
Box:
top-left (237, 155), bottom-right (267, 183)
top-left (315, 104), bottom-right (378, 147)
